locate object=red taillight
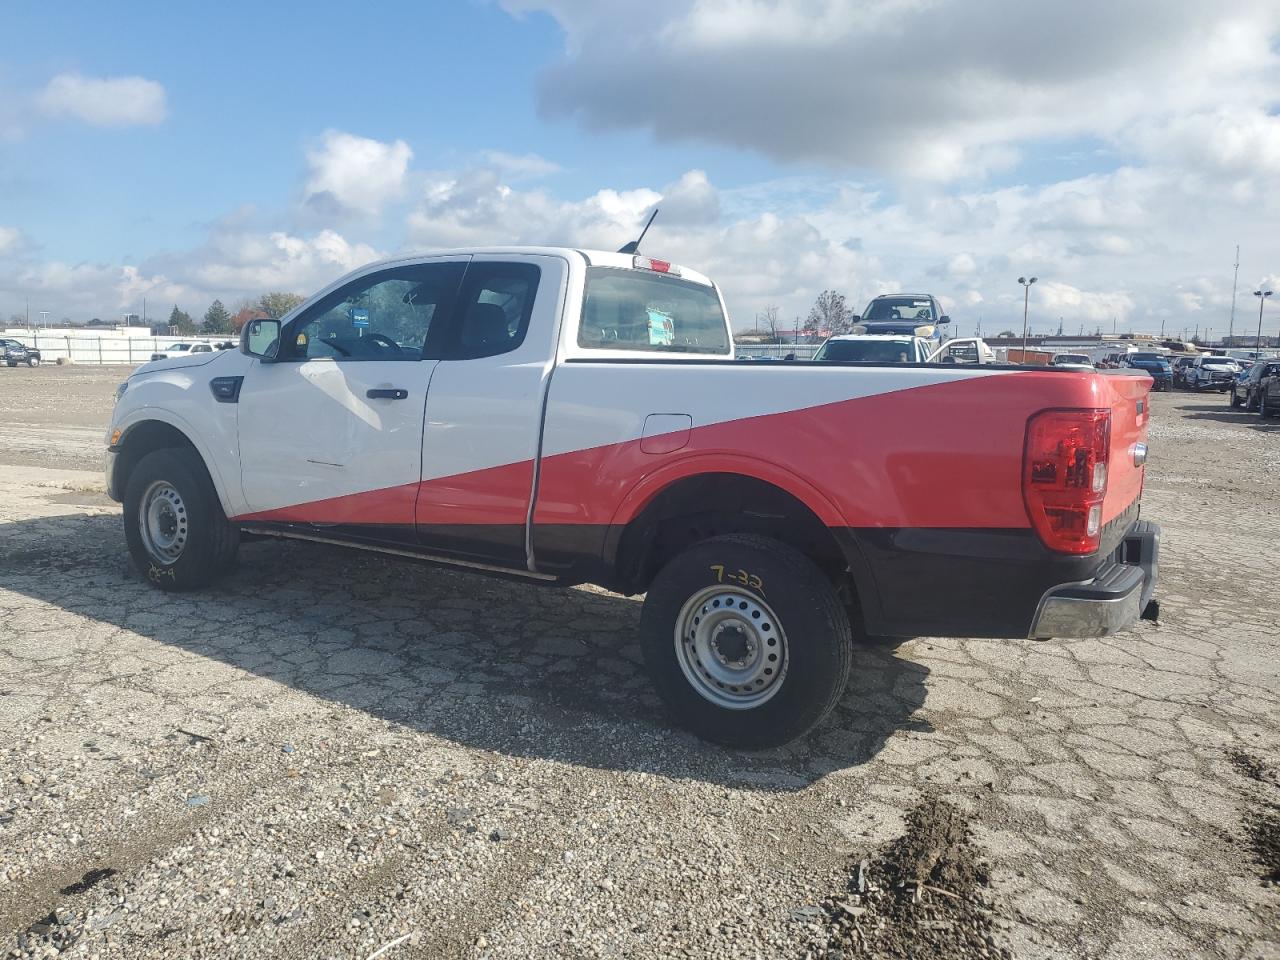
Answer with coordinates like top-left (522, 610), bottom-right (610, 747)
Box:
top-left (1022, 409), bottom-right (1111, 555)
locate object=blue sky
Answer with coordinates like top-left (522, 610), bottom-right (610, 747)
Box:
top-left (2, 1), bottom-right (1279, 335)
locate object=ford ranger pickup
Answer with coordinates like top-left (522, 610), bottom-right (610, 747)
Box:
top-left (105, 247), bottom-right (1160, 747)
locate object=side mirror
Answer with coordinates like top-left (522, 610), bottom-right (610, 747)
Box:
top-left (241, 318), bottom-right (281, 361)
top-left (784, 352), bottom-right (796, 361)
top-left (849, 315), bottom-right (861, 323)
top-left (939, 315), bottom-right (952, 325)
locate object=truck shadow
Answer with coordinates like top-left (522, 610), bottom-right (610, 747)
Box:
top-left (0, 512), bottom-right (930, 792)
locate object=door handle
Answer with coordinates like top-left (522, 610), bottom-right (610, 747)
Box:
top-left (366, 388), bottom-right (408, 400)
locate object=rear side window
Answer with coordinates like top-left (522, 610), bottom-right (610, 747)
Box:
top-left (444, 262), bottom-right (541, 360)
top-left (579, 267), bottom-right (729, 355)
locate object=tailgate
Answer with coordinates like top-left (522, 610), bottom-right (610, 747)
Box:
top-left (1101, 372), bottom-right (1150, 524)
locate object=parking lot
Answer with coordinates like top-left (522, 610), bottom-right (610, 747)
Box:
top-left (1, 365), bottom-right (1277, 959)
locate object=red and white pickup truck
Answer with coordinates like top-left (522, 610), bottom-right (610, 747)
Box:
top-left (106, 247), bottom-right (1159, 748)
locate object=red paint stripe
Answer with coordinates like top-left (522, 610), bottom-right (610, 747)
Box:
top-left (233, 373), bottom-right (1148, 534)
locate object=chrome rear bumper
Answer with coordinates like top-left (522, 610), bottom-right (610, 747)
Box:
top-left (1030, 520), bottom-right (1160, 639)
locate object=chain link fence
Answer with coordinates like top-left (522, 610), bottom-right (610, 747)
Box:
top-left (1, 334), bottom-right (235, 365)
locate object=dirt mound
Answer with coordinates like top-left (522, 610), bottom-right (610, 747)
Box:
top-left (1227, 749), bottom-right (1272, 785)
top-left (1244, 807), bottom-right (1280, 883)
top-left (806, 796), bottom-right (1009, 960)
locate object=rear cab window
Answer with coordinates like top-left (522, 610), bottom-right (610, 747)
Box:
top-left (577, 263), bottom-right (730, 357)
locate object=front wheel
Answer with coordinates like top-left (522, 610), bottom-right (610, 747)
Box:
top-left (640, 534), bottom-right (852, 749)
top-left (26, 356), bottom-right (39, 367)
top-left (1230, 389), bottom-right (1242, 408)
top-left (123, 447), bottom-right (239, 591)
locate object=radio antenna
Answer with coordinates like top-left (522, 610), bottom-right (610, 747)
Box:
top-left (618, 208), bottom-right (659, 254)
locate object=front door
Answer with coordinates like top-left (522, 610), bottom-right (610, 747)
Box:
top-left (236, 257), bottom-right (468, 542)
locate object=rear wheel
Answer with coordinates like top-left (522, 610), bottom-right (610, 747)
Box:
top-left (1230, 388), bottom-right (1242, 408)
top-left (640, 534), bottom-right (852, 749)
top-left (123, 447), bottom-right (239, 590)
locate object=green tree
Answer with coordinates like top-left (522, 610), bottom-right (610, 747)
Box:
top-left (202, 299), bottom-right (231, 334)
top-left (259, 292), bottom-right (306, 319)
top-left (168, 304), bottom-right (196, 335)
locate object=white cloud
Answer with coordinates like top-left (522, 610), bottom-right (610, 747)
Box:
top-left (480, 150), bottom-right (562, 180)
top-left (0, 227), bottom-right (21, 257)
top-left (38, 73), bottom-right (167, 127)
top-left (505, 0), bottom-right (1280, 181)
top-left (303, 130), bottom-right (413, 218)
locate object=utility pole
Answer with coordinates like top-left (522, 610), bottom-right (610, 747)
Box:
top-left (1018, 276), bottom-right (1037, 360)
top-left (1160, 318), bottom-right (1165, 338)
top-left (1228, 244), bottom-right (1240, 343)
top-left (1256, 290), bottom-right (1273, 354)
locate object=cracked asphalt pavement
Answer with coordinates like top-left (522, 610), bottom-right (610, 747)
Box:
top-left (0, 365), bottom-right (1277, 959)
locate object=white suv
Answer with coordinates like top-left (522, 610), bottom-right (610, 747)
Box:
top-left (1187, 356), bottom-right (1240, 392)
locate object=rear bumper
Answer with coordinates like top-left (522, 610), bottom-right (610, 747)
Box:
top-left (1029, 520), bottom-right (1159, 639)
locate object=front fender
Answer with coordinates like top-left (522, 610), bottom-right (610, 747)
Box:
top-left (110, 361), bottom-right (247, 516)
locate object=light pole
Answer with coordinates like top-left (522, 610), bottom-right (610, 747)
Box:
top-left (1018, 276), bottom-right (1037, 361)
top-left (1255, 289), bottom-right (1273, 356)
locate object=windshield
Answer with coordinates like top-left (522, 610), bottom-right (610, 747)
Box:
top-left (579, 267), bottom-right (729, 354)
top-left (862, 297), bottom-right (935, 323)
top-left (1056, 354), bottom-right (1090, 364)
top-left (815, 339), bottom-right (915, 362)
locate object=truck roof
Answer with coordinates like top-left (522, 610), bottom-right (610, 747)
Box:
top-left (338, 246), bottom-right (715, 288)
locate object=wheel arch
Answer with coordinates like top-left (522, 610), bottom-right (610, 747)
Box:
top-left (604, 462), bottom-right (872, 624)
top-left (111, 415), bottom-right (234, 515)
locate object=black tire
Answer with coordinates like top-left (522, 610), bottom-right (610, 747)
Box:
top-left (123, 447), bottom-right (239, 591)
top-left (1230, 388), bottom-right (1242, 408)
top-left (1246, 390), bottom-right (1259, 412)
top-left (1263, 392), bottom-right (1273, 419)
top-left (26, 357), bottom-right (39, 367)
top-left (640, 534), bottom-right (852, 749)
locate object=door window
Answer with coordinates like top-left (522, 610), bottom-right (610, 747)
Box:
top-left (443, 262), bottom-right (541, 360)
top-left (282, 262), bottom-right (465, 361)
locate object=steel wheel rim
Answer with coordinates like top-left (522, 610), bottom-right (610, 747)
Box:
top-left (140, 480), bottom-right (188, 564)
top-left (674, 585), bottom-right (788, 710)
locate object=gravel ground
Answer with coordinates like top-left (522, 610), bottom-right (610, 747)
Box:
top-left (0, 365), bottom-right (1278, 959)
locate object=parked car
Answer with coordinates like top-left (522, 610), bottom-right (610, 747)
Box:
top-left (851, 294), bottom-right (951, 344)
top-left (1259, 364), bottom-right (1280, 419)
top-left (1230, 360), bottom-right (1279, 410)
top-left (1172, 356), bottom-right (1197, 388)
top-left (1, 338), bottom-right (42, 367)
top-left (1186, 355), bottom-right (1240, 392)
top-left (1052, 353), bottom-right (1095, 368)
top-left (150, 342), bottom-right (215, 362)
top-left (1051, 353), bottom-right (1096, 371)
top-left (926, 337), bottom-right (996, 364)
top-left (813, 334), bottom-right (933, 363)
top-left (1120, 352), bottom-right (1172, 391)
top-left (106, 246), bottom-right (1159, 748)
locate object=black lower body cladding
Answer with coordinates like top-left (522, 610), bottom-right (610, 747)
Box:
top-left (834, 503), bottom-right (1155, 639)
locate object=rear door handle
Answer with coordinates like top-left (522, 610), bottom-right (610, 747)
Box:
top-left (366, 388), bottom-right (408, 400)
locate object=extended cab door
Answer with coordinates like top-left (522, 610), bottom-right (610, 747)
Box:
top-left (235, 257), bottom-right (469, 540)
top-left (416, 254), bottom-right (568, 566)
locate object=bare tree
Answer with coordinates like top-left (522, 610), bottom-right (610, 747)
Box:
top-left (756, 305), bottom-right (781, 342)
top-left (803, 290), bottom-right (852, 338)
